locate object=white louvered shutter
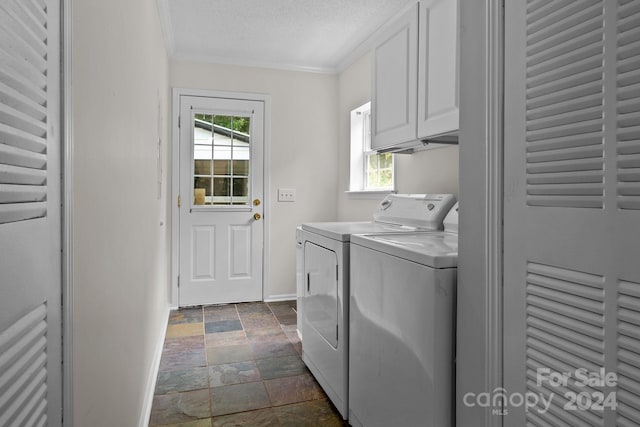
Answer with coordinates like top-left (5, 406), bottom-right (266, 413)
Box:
top-left (0, 0), bottom-right (62, 425)
top-left (0, 0), bottom-right (49, 223)
top-left (504, 1), bottom-right (640, 426)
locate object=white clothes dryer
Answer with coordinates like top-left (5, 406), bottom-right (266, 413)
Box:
top-left (348, 203), bottom-right (459, 427)
top-left (299, 194), bottom-right (456, 419)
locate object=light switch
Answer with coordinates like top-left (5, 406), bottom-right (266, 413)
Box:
top-left (278, 188), bottom-right (296, 202)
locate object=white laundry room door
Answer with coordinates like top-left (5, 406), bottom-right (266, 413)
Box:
top-left (0, 0), bottom-right (63, 425)
top-left (178, 95), bottom-right (265, 306)
top-left (503, 1), bottom-right (640, 426)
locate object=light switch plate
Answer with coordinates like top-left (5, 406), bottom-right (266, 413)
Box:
top-left (278, 188), bottom-right (296, 202)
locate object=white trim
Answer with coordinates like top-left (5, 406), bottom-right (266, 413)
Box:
top-left (483, 0), bottom-right (504, 425)
top-left (171, 52), bottom-right (337, 75)
top-left (262, 99), bottom-right (272, 304)
top-left (264, 293), bottom-right (296, 303)
top-left (155, 0), bottom-right (175, 55)
top-left (138, 306), bottom-right (170, 427)
top-left (171, 88), bottom-right (271, 307)
top-left (335, 37), bottom-right (373, 74)
top-left (62, 0), bottom-right (74, 424)
top-left (170, 90), bottom-right (180, 308)
top-left (456, 0), bottom-right (504, 425)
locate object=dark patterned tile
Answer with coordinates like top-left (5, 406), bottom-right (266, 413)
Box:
top-left (282, 328), bottom-right (300, 344)
top-left (282, 325), bottom-right (301, 354)
top-left (164, 336), bottom-right (205, 353)
top-left (206, 344), bottom-right (254, 365)
top-left (160, 336), bottom-right (206, 371)
top-left (208, 361), bottom-right (262, 387)
top-left (274, 313), bottom-right (297, 326)
top-left (205, 330), bottom-right (248, 347)
top-left (149, 389), bottom-right (211, 426)
top-left (204, 305), bottom-right (239, 322)
top-left (160, 417), bottom-right (213, 427)
top-left (210, 382), bottom-right (271, 416)
top-left (245, 327), bottom-right (288, 342)
top-left (240, 314), bottom-right (280, 330)
top-left (236, 302), bottom-right (271, 315)
top-left (250, 339), bottom-right (297, 360)
top-left (155, 366), bottom-right (209, 395)
top-left (292, 341), bottom-right (302, 355)
top-left (267, 300), bottom-right (296, 308)
top-left (167, 323), bottom-right (204, 338)
top-left (160, 349), bottom-right (207, 371)
top-left (205, 320), bottom-right (243, 334)
top-left (212, 408), bottom-right (280, 427)
top-left (274, 400), bottom-right (347, 427)
top-left (256, 355), bottom-right (307, 380)
top-left (152, 299), bottom-right (342, 425)
top-left (169, 307), bottom-right (204, 325)
top-left (267, 301), bottom-right (296, 316)
top-left (264, 374), bottom-right (324, 406)
top-left (281, 324), bottom-right (298, 333)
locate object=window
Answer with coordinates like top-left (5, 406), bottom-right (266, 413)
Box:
top-left (349, 102), bottom-right (394, 193)
top-left (192, 114), bottom-right (251, 206)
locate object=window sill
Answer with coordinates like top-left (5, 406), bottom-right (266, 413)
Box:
top-left (344, 189), bottom-right (397, 200)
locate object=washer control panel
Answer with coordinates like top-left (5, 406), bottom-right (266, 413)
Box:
top-left (373, 194), bottom-right (456, 230)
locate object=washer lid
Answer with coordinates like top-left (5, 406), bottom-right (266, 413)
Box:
top-left (351, 232), bottom-right (458, 268)
top-left (302, 221), bottom-right (420, 242)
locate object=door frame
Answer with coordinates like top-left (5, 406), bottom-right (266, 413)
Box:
top-left (62, 0), bottom-right (74, 424)
top-left (457, 0), bottom-right (504, 426)
top-left (170, 88), bottom-right (271, 308)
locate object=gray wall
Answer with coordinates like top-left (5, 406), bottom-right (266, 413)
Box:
top-left (72, 0), bottom-right (171, 424)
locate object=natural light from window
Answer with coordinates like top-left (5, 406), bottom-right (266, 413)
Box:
top-left (349, 102), bottom-right (394, 193)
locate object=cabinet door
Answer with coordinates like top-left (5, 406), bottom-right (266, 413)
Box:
top-left (417, 0), bottom-right (459, 138)
top-left (371, 3), bottom-right (419, 151)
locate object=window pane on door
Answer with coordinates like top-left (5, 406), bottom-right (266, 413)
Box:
top-left (192, 113), bottom-right (251, 206)
top-left (233, 160), bottom-right (249, 176)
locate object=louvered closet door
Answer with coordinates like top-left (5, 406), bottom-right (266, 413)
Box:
top-left (0, 0), bottom-right (62, 426)
top-left (504, 1), bottom-right (640, 426)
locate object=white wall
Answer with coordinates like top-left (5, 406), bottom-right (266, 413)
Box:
top-left (72, 0), bottom-right (170, 425)
top-left (170, 62), bottom-right (339, 299)
top-left (337, 53), bottom-right (460, 221)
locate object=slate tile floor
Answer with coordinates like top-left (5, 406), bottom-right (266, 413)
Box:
top-left (149, 301), bottom-right (348, 426)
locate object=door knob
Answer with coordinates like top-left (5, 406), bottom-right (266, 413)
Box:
top-left (253, 199), bottom-right (261, 206)
top-left (254, 213), bottom-right (262, 220)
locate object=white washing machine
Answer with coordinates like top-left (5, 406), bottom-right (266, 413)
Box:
top-left (348, 203), bottom-right (459, 427)
top-left (299, 194), bottom-right (456, 419)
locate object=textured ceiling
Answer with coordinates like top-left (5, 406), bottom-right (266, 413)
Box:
top-left (157, 0), bottom-right (414, 73)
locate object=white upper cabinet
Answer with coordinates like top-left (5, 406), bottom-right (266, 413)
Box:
top-left (371, 0), bottom-right (459, 152)
top-left (417, 0), bottom-right (459, 139)
top-left (371, 3), bottom-right (419, 151)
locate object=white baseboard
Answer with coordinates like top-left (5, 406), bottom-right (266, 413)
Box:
top-left (139, 305), bottom-right (170, 427)
top-left (264, 293), bottom-right (296, 302)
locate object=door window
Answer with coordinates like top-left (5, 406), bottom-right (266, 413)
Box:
top-left (193, 114), bottom-right (251, 206)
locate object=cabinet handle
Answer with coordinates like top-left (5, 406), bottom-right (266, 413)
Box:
top-left (307, 273), bottom-right (310, 293)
